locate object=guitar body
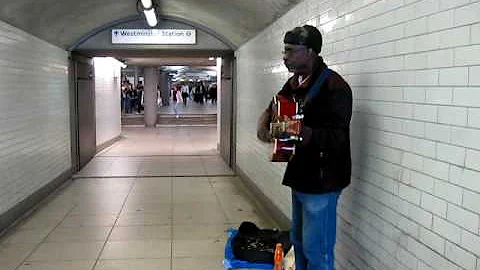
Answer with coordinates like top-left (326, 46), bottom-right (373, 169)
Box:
top-left (270, 95), bottom-right (303, 162)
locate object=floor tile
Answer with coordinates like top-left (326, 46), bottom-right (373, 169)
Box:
top-left (125, 192), bottom-right (172, 204)
top-left (0, 243), bottom-right (38, 267)
top-left (172, 225), bottom-right (228, 241)
top-left (59, 215), bottom-right (118, 228)
top-left (45, 226), bottom-right (111, 242)
top-left (1, 228), bottom-right (51, 244)
top-left (94, 259), bottom-right (170, 270)
top-left (117, 213), bottom-right (171, 226)
top-left (100, 240), bottom-right (171, 259)
top-left (17, 215), bottom-right (65, 231)
top-left (17, 260), bottom-right (95, 270)
top-left (109, 225), bottom-right (171, 241)
top-left (173, 203), bottom-right (227, 225)
top-left (173, 239), bottom-right (225, 257)
top-left (173, 255), bottom-right (225, 270)
top-left (122, 202), bottom-right (171, 214)
top-left (27, 242), bottom-right (104, 261)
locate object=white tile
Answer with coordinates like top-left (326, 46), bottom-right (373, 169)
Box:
top-left (415, 32), bottom-right (441, 52)
top-left (396, 37), bottom-right (417, 55)
top-left (419, 227), bottom-right (445, 254)
top-left (417, 261), bottom-right (435, 270)
top-left (449, 166), bottom-right (480, 192)
top-left (428, 10), bottom-right (454, 31)
top-left (405, 17), bottom-right (428, 37)
top-left (424, 158), bottom-right (450, 181)
top-left (462, 189), bottom-right (480, 215)
top-left (453, 87), bottom-right (480, 107)
top-left (445, 241), bottom-right (477, 270)
top-left (472, 23), bottom-right (480, 44)
top-left (465, 149), bottom-right (480, 171)
top-left (402, 152), bottom-right (424, 171)
top-left (402, 120), bottom-right (425, 137)
top-left (455, 45), bottom-right (480, 66)
top-left (438, 106), bottom-right (468, 126)
top-left (425, 87), bottom-right (452, 104)
top-left (405, 53), bottom-right (428, 70)
top-left (461, 229), bottom-right (480, 257)
top-left (404, 87), bottom-right (426, 102)
top-left (439, 67), bottom-right (469, 86)
top-left (398, 183), bottom-right (422, 205)
top-left (454, 2), bottom-right (480, 27)
top-left (439, 0), bottom-right (470, 10)
top-left (414, 105), bottom-right (437, 122)
top-left (397, 215), bottom-right (421, 238)
top-left (395, 248), bottom-right (418, 270)
top-left (414, 0), bottom-right (440, 18)
top-left (428, 49), bottom-right (454, 69)
top-left (436, 143), bottom-right (466, 166)
top-left (425, 123), bottom-right (451, 142)
top-left (469, 66), bottom-right (480, 86)
top-left (435, 179), bottom-right (463, 204)
top-left (433, 216), bottom-right (462, 243)
top-left (438, 26), bottom-right (470, 48)
top-left (407, 203), bottom-right (434, 228)
top-left (447, 203), bottom-right (480, 233)
top-left (451, 126), bottom-right (480, 150)
top-left (421, 192), bottom-right (447, 217)
top-left (414, 69), bottom-right (440, 85)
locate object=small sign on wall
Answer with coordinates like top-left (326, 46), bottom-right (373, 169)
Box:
top-left (112, 29), bottom-right (196, 44)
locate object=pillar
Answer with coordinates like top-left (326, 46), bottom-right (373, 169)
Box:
top-left (143, 67), bottom-right (158, 127)
top-left (158, 71), bottom-right (169, 105)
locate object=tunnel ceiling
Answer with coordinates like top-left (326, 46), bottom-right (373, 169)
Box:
top-left (0, 0), bottom-right (301, 50)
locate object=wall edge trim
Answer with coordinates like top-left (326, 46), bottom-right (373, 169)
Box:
top-left (235, 165), bottom-right (291, 230)
top-left (96, 135), bottom-right (122, 154)
top-left (0, 169), bottom-right (73, 235)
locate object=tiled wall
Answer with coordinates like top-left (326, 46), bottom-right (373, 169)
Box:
top-left (0, 21), bottom-right (70, 215)
top-left (235, 0), bottom-right (480, 269)
top-left (93, 57), bottom-right (121, 147)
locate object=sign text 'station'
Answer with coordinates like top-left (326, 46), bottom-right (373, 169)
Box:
top-left (112, 29), bottom-right (196, 44)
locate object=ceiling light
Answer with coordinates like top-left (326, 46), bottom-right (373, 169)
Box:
top-left (143, 8), bottom-right (157, 27)
top-left (141, 0), bottom-right (152, 9)
top-left (208, 57), bottom-right (215, 60)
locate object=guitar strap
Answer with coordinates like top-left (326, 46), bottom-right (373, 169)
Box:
top-left (301, 67), bottom-right (332, 110)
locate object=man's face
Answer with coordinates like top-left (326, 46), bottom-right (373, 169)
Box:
top-left (283, 43), bottom-right (310, 74)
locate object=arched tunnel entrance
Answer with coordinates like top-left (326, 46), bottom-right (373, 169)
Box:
top-left (68, 15), bottom-right (236, 172)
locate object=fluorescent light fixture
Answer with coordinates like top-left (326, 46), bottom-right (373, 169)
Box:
top-left (208, 57), bottom-right (215, 60)
top-left (141, 0), bottom-right (152, 9)
top-left (144, 8), bottom-right (157, 27)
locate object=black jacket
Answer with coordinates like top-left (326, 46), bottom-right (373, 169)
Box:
top-left (272, 57), bottom-right (352, 194)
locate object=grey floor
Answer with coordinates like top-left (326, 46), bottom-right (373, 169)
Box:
top-left (0, 126), bottom-right (276, 270)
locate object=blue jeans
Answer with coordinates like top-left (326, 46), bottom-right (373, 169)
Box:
top-left (291, 190), bottom-right (341, 270)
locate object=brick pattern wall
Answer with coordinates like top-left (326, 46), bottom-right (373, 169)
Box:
top-left (94, 58), bottom-right (121, 147)
top-left (0, 21), bottom-right (70, 215)
top-left (235, 0), bottom-right (480, 269)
